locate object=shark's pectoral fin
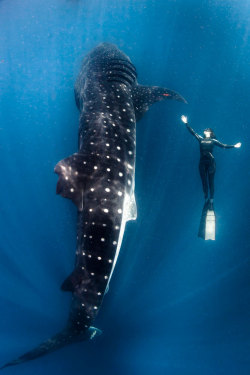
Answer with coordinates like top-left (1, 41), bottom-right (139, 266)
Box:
top-left (54, 153), bottom-right (88, 211)
top-left (125, 192), bottom-right (137, 221)
top-left (132, 85), bottom-right (187, 121)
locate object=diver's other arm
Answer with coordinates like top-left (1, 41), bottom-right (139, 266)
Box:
top-left (181, 115), bottom-right (202, 141)
top-left (234, 142), bottom-right (242, 148)
top-left (213, 139), bottom-right (242, 149)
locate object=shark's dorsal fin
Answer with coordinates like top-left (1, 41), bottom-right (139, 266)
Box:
top-left (54, 153), bottom-right (88, 211)
top-left (132, 85), bottom-right (187, 121)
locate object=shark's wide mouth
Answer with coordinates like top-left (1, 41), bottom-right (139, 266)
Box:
top-left (105, 58), bottom-right (137, 86)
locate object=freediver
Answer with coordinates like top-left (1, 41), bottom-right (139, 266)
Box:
top-left (181, 115), bottom-right (241, 206)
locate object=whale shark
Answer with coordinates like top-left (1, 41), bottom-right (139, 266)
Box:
top-left (1, 43), bottom-right (186, 369)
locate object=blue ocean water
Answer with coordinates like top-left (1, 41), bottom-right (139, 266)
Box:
top-left (0, 0), bottom-right (250, 374)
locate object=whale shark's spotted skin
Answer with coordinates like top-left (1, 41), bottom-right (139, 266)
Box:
top-left (55, 45), bottom-right (140, 332)
top-left (1, 43), bottom-right (186, 369)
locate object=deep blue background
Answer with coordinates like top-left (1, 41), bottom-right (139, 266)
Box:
top-left (0, 0), bottom-right (250, 374)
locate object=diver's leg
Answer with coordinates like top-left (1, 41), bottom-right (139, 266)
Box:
top-left (208, 172), bottom-right (214, 199)
top-left (208, 160), bottom-right (216, 199)
top-left (199, 161), bottom-right (208, 199)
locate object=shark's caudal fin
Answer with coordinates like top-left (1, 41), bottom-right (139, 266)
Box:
top-left (54, 153), bottom-right (89, 211)
top-left (0, 326), bottom-right (101, 370)
top-left (132, 85), bottom-right (187, 121)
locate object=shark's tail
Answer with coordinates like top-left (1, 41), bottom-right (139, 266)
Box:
top-left (1, 326), bottom-right (101, 370)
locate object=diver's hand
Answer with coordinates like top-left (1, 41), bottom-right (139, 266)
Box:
top-left (181, 115), bottom-right (188, 124)
top-left (234, 142), bottom-right (241, 148)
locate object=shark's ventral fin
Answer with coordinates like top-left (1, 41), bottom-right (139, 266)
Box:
top-left (61, 267), bottom-right (84, 292)
top-left (54, 153), bottom-right (88, 211)
top-left (132, 85), bottom-right (187, 121)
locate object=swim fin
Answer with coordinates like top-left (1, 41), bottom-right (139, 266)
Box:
top-left (198, 200), bottom-right (216, 240)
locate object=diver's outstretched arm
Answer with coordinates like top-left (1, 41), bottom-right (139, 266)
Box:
top-left (213, 139), bottom-right (242, 149)
top-left (181, 115), bottom-right (202, 141)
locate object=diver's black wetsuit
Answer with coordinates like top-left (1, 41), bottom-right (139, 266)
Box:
top-left (186, 124), bottom-right (234, 199)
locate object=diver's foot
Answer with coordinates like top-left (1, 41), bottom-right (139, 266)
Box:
top-left (209, 198), bottom-right (214, 210)
top-left (204, 198), bottom-right (210, 207)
